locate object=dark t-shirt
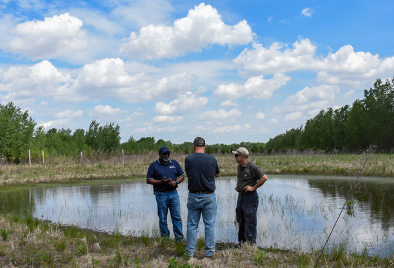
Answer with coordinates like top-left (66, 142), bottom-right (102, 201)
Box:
top-left (236, 161), bottom-right (266, 192)
top-left (146, 159), bottom-right (184, 192)
top-left (185, 153), bottom-right (220, 192)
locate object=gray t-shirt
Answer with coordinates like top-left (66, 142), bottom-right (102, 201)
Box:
top-left (236, 161), bottom-right (266, 192)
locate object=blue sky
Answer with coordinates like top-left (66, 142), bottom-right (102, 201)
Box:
top-left (0, 0), bottom-right (393, 144)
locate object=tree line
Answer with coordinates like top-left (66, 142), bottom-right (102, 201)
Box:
top-left (0, 103), bottom-right (264, 163)
top-left (265, 78), bottom-right (394, 152)
top-left (1, 78), bottom-right (393, 163)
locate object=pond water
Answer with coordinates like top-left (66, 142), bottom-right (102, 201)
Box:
top-left (1, 175), bottom-right (393, 257)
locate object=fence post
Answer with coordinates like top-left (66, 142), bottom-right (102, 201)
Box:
top-left (80, 152), bottom-right (82, 164)
top-left (29, 150), bottom-right (31, 166)
top-left (122, 150), bottom-right (124, 162)
top-left (42, 151), bottom-right (45, 164)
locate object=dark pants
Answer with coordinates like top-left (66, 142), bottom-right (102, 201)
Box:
top-left (236, 191), bottom-right (258, 244)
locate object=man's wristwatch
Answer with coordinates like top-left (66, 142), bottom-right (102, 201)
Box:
top-left (176, 180), bottom-right (180, 185)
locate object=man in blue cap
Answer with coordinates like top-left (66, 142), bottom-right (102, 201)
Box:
top-left (147, 146), bottom-right (185, 242)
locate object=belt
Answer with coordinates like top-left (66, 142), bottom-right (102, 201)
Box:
top-left (190, 190), bottom-right (214, 194)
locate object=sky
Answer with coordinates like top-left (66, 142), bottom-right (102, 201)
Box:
top-left (0, 0), bottom-right (393, 145)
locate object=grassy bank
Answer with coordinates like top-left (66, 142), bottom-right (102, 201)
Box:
top-left (0, 213), bottom-right (392, 267)
top-left (0, 153), bottom-right (393, 186)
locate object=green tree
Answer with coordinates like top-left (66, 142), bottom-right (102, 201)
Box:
top-left (0, 102), bottom-right (36, 163)
top-left (86, 120), bottom-right (121, 152)
top-left (361, 78), bottom-right (394, 150)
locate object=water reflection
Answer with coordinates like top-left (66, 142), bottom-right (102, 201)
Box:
top-left (0, 175), bottom-right (393, 256)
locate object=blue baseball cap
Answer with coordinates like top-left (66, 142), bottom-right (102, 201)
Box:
top-left (159, 146), bottom-right (170, 154)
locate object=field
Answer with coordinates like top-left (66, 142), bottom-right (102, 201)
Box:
top-left (0, 153), bottom-right (393, 186)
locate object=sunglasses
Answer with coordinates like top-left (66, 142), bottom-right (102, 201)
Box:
top-left (162, 152), bottom-right (170, 156)
top-left (234, 154), bottom-right (243, 158)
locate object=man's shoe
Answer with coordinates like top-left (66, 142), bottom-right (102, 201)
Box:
top-left (205, 254), bottom-right (218, 259)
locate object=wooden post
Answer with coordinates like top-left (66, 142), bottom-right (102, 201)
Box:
top-left (122, 150), bottom-right (124, 162)
top-left (80, 152), bottom-right (82, 163)
top-left (29, 150), bottom-right (31, 166)
top-left (42, 151), bottom-right (45, 164)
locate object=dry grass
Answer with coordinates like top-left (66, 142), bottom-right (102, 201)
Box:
top-left (0, 214), bottom-right (392, 267)
top-left (0, 153), bottom-right (393, 186)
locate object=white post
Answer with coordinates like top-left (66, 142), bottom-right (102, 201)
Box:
top-left (42, 151), bottom-right (45, 164)
top-left (80, 152), bottom-right (82, 163)
top-left (122, 150), bottom-right (124, 162)
top-left (29, 150), bottom-right (31, 166)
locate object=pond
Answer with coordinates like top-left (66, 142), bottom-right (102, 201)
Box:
top-left (1, 175), bottom-right (393, 257)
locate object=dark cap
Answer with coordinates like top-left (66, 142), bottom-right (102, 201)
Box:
top-left (159, 146), bottom-right (170, 154)
top-left (193, 137), bottom-right (205, 146)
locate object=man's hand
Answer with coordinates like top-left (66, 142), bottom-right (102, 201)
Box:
top-left (161, 177), bottom-right (171, 184)
top-left (243, 185), bottom-right (256, 192)
top-left (235, 186), bottom-right (239, 192)
top-left (168, 180), bottom-right (177, 187)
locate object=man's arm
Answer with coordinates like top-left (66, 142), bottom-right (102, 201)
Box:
top-left (215, 173), bottom-right (220, 178)
top-left (147, 177), bottom-right (171, 185)
top-left (243, 175), bottom-right (268, 192)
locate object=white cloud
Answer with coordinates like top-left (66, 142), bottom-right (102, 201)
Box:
top-left (268, 16), bottom-right (273, 22)
top-left (285, 112), bottom-right (303, 121)
top-left (120, 3), bottom-right (253, 59)
top-left (199, 108), bottom-right (241, 121)
top-left (220, 100), bottom-right (238, 107)
top-left (39, 118), bottom-right (71, 129)
top-left (55, 109), bottom-right (83, 118)
top-left (74, 58), bottom-right (196, 102)
top-left (286, 85), bottom-right (340, 105)
top-left (38, 101), bottom-right (48, 106)
top-left (153, 115), bottom-right (183, 124)
top-left (112, 0), bottom-right (175, 29)
top-left (69, 9), bottom-right (124, 36)
top-left (0, 60), bottom-right (73, 101)
top-left (3, 13), bottom-right (88, 60)
top-left (301, 8), bottom-right (313, 17)
top-left (269, 119), bottom-right (278, 124)
top-left (213, 74), bottom-right (291, 99)
top-left (213, 124), bottom-right (251, 134)
top-left (134, 124), bottom-right (183, 133)
top-left (250, 127), bottom-right (268, 133)
top-left (274, 85), bottom-right (340, 113)
top-left (154, 92), bottom-right (208, 115)
top-left (344, 90), bottom-right (355, 97)
top-left (256, 111), bottom-right (265, 119)
top-left (234, 39), bottom-right (317, 75)
top-left (89, 105), bottom-right (125, 116)
top-left (234, 38), bottom-right (394, 86)
top-left (0, 59), bottom-right (197, 104)
top-left (123, 111), bottom-right (144, 121)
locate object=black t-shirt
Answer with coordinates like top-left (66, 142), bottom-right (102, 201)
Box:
top-left (185, 153), bottom-right (220, 192)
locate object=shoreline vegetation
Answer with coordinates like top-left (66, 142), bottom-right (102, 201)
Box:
top-left (0, 213), bottom-right (393, 268)
top-left (0, 153), bottom-right (393, 187)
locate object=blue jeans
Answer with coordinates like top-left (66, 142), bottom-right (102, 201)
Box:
top-left (186, 192), bottom-right (216, 257)
top-left (155, 190), bottom-right (184, 241)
